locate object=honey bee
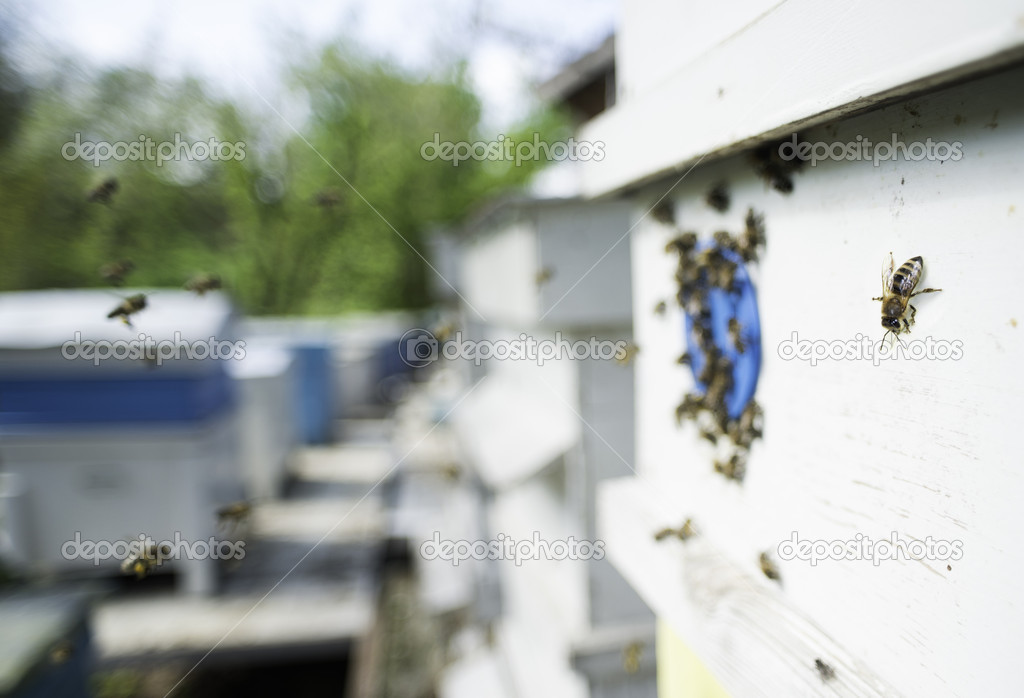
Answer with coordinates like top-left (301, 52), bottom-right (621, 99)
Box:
top-left (699, 427), bottom-right (719, 445)
top-left (313, 187), bottom-right (342, 207)
top-left (759, 551), bottom-right (781, 581)
top-left (439, 462), bottom-right (462, 480)
top-left (727, 400), bottom-right (763, 448)
top-left (184, 274), bottom-right (222, 296)
top-left (107, 294), bottom-right (147, 327)
top-left (675, 392), bottom-right (704, 424)
top-left (87, 177), bottom-right (119, 204)
top-left (535, 267), bottom-right (555, 286)
top-left (750, 139), bottom-right (802, 193)
top-left (712, 230), bottom-right (739, 256)
top-left (654, 518), bottom-right (697, 542)
top-left (49, 640), bottom-right (74, 665)
top-left (728, 317), bottom-right (746, 354)
top-left (814, 658), bottom-right (836, 682)
top-left (622, 641), bottom-right (644, 674)
top-left (99, 260), bottom-right (134, 286)
top-left (432, 320), bottom-right (458, 343)
top-left (714, 452), bottom-right (747, 481)
top-left (739, 208), bottom-right (766, 263)
top-left (676, 352), bottom-right (691, 366)
top-left (120, 542), bottom-right (172, 579)
top-left (705, 183), bottom-right (730, 213)
top-left (654, 300), bottom-right (667, 316)
top-left (665, 232), bottom-right (698, 256)
top-left (616, 342), bottom-right (640, 366)
top-left (872, 253), bottom-right (942, 344)
top-left (217, 501), bottom-right (253, 527)
top-left (651, 200), bottom-right (675, 225)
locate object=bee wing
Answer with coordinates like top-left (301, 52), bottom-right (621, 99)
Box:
top-left (880, 253), bottom-right (894, 295)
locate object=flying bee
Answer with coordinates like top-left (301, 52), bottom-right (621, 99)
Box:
top-left (535, 267), bottom-right (555, 287)
top-left (759, 551), bottom-right (781, 581)
top-left (676, 352), bottom-right (691, 366)
top-left (654, 300), bottom-right (667, 316)
top-left (107, 293), bottom-right (147, 327)
top-left (87, 177), bottom-right (119, 204)
top-left (616, 342), bottom-right (640, 366)
top-left (313, 187), bottom-right (342, 207)
top-left (49, 640), bottom-right (74, 665)
top-left (622, 641), bottom-right (644, 675)
top-left (814, 658), bottom-right (836, 682)
top-left (99, 259), bottom-right (134, 286)
top-left (120, 542), bottom-right (172, 579)
top-left (439, 461), bottom-right (462, 480)
top-left (706, 183), bottom-right (730, 213)
top-left (431, 320), bottom-right (458, 343)
top-left (872, 253), bottom-right (942, 344)
top-left (217, 501), bottom-right (253, 528)
top-left (184, 273), bottom-right (222, 296)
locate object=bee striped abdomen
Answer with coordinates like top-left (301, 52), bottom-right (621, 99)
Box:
top-left (891, 256), bottom-right (923, 295)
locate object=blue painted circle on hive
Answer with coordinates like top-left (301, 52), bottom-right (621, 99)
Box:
top-left (682, 246), bottom-right (762, 420)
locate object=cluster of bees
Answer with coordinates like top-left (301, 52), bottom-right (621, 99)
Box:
top-left (661, 194), bottom-right (765, 482)
top-left (100, 259), bottom-right (222, 328)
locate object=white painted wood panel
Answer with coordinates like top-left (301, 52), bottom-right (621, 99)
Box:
top-left (599, 62), bottom-right (1024, 697)
top-left (582, 0), bottom-right (1024, 196)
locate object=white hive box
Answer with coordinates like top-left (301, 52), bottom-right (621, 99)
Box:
top-left (588, 21), bottom-right (1024, 698)
top-left (460, 197), bottom-right (634, 328)
top-left (0, 289), bottom-right (242, 595)
top-left (226, 342), bottom-right (296, 500)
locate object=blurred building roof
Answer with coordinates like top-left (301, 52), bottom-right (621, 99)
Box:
top-left (537, 35), bottom-right (615, 121)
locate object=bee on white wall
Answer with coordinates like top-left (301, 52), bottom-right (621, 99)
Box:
top-left (872, 253), bottom-right (942, 344)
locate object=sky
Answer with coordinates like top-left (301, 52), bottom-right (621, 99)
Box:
top-left (8, 0), bottom-right (617, 131)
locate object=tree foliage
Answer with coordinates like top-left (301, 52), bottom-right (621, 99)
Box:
top-left (0, 38), bottom-right (567, 314)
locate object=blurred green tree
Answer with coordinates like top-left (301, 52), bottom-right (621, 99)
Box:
top-left (0, 38), bottom-right (568, 314)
